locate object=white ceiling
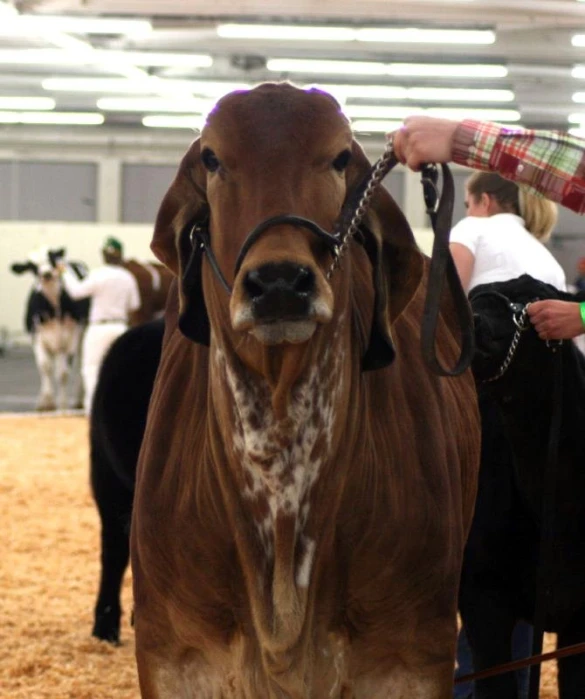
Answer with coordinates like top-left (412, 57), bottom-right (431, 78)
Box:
top-left (7, 0), bottom-right (585, 141)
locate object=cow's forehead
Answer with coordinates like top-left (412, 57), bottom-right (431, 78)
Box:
top-left (203, 83), bottom-right (351, 152)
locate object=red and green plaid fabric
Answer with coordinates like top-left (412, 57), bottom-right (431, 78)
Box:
top-left (452, 119), bottom-right (585, 214)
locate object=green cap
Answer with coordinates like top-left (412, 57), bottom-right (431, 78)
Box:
top-left (103, 236), bottom-right (123, 255)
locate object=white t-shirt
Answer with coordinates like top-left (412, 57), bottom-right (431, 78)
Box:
top-left (449, 213), bottom-right (567, 292)
top-left (62, 264), bottom-right (141, 323)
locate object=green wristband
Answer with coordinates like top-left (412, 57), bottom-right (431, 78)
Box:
top-left (581, 301), bottom-right (585, 329)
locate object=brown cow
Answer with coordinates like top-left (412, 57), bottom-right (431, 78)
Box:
top-left (131, 83), bottom-right (480, 698)
top-left (123, 259), bottom-right (173, 325)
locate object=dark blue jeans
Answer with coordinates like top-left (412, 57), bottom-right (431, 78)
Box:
top-left (454, 622), bottom-right (533, 699)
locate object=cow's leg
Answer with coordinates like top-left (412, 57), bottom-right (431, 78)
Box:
top-left (90, 440), bottom-right (133, 643)
top-left (54, 351), bottom-right (70, 411)
top-left (32, 337), bottom-right (56, 411)
top-left (459, 591), bottom-right (517, 699)
top-left (556, 623), bottom-right (585, 699)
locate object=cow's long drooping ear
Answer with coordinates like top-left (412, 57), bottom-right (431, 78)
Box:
top-left (346, 140), bottom-right (424, 370)
top-left (151, 138), bottom-right (208, 276)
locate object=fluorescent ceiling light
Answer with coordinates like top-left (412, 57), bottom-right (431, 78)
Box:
top-left (0, 15), bottom-right (152, 36)
top-left (346, 106), bottom-right (520, 121)
top-left (406, 87), bottom-right (514, 101)
top-left (350, 120), bottom-right (405, 133)
top-left (218, 24), bottom-right (355, 41)
top-left (388, 63), bottom-right (507, 78)
top-left (97, 97), bottom-right (214, 113)
top-left (268, 59), bottom-right (387, 75)
top-left (318, 84), bottom-right (407, 100)
top-left (0, 49), bottom-right (212, 68)
top-left (356, 28), bottom-right (495, 44)
top-left (43, 77), bottom-right (248, 97)
top-left (572, 35), bottom-right (585, 47)
top-left (0, 111), bottom-right (104, 125)
top-left (143, 115), bottom-right (205, 130)
top-left (426, 107), bottom-right (520, 120)
top-left (568, 112), bottom-right (585, 123)
top-left (569, 128), bottom-right (585, 138)
top-left (267, 58), bottom-right (507, 78)
top-left (572, 66), bottom-right (585, 79)
top-left (218, 23), bottom-right (494, 45)
top-left (573, 92), bottom-right (585, 103)
top-left (0, 96), bottom-right (55, 110)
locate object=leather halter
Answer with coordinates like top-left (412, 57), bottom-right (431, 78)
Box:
top-left (190, 214), bottom-right (342, 295)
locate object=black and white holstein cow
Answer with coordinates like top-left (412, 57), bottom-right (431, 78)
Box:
top-left (11, 247), bottom-right (89, 411)
top-left (462, 274), bottom-right (585, 699)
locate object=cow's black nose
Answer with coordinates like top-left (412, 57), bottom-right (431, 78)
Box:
top-left (244, 262), bottom-right (315, 321)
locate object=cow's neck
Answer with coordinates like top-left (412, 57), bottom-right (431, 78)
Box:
top-left (211, 320), bottom-right (354, 652)
top-left (39, 279), bottom-right (61, 311)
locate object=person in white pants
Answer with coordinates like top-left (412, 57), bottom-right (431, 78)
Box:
top-left (59, 237), bottom-right (141, 415)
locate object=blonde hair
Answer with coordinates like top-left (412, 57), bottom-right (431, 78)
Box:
top-left (466, 171), bottom-right (557, 242)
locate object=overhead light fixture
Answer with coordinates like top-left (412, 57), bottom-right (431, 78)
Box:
top-left (426, 107), bottom-right (520, 120)
top-left (572, 35), bottom-right (585, 47)
top-left (350, 120), bottom-right (405, 134)
top-left (356, 28), bottom-right (495, 44)
top-left (388, 63), bottom-right (507, 78)
top-left (569, 128), bottom-right (585, 138)
top-left (0, 111), bottom-right (104, 125)
top-left (345, 106), bottom-right (520, 122)
top-left (97, 97), bottom-right (214, 113)
top-left (0, 96), bottom-right (55, 110)
top-left (0, 15), bottom-right (152, 37)
top-left (267, 58), bottom-right (507, 78)
top-left (218, 23), bottom-right (494, 44)
top-left (568, 112), bottom-right (585, 123)
top-left (406, 87), bottom-right (514, 101)
top-left (572, 66), bottom-right (585, 79)
top-left (43, 77), bottom-right (248, 98)
top-left (318, 84), bottom-right (407, 100)
top-left (217, 24), bottom-right (355, 41)
top-left (142, 115), bottom-right (205, 130)
top-left (573, 92), bottom-right (585, 103)
top-left (0, 48), bottom-right (212, 68)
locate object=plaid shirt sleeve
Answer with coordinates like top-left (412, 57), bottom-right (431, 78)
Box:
top-left (451, 119), bottom-right (585, 214)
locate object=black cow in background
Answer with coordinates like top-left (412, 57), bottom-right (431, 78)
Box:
top-left (11, 247), bottom-right (89, 410)
top-left (90, 317), bottom-right (164, 643)
top-left (462, 275), bottom-right (585, 698)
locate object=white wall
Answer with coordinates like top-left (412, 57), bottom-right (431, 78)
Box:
top-left (0, 221), bottom-right (153, 343)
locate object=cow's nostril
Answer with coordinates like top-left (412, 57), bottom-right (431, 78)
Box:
top-left (294, 267), bottom-right (314, 295)
top-left (244, 269), bottom-right (265, 300)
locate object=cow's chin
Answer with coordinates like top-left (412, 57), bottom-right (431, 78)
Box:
top-left (249, 320), bottom-right (317, 346)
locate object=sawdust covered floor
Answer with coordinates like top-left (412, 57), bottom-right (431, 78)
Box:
top-left (1, 416), bottom-right (138, 699)
top-left (0, 415), bottom-right (560, 698)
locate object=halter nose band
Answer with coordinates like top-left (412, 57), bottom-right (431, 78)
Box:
top-left (191, 214), bottom-right (342, 295)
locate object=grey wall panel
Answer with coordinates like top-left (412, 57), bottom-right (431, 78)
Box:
top-left (0, 161), bottom-right (15, 219)
top-left (122, 164), bottom-right (176, 224)
top-left (17, 161), bottom-right (97, 222)
top-left (555, 203), bottom-right (584, 237)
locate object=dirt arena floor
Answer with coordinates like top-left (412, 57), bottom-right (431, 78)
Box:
top-left (0, 415), bottom-right (560, 698)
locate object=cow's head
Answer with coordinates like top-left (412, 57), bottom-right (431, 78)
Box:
top-left (11, 246), bottom-right (65, 298)
top-left (469, 274), bottom-right (567, 382)
top-left (151, 83), bottom-right (423, 386)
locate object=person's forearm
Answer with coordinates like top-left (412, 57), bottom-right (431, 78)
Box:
top-left (452, 120), bottom-right (585, 214)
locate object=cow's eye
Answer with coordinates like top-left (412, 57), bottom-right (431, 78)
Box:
top-left (332, 149), bottom-right (352, 172)
top-left (201, 148), bottom-right (220, 172)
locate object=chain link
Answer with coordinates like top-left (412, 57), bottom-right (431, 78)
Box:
top-left (326, 139), bottom-right (397, 280)
top-left (484, 303), bottom-right (532, 382)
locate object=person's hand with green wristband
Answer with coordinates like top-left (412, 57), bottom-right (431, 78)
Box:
top-left (527, 298), bottom-right (585, 340)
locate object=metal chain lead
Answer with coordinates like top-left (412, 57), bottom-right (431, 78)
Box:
top-left (326, 139), bottom-right (397, 280)
top-left (484, 303), bottom-right (532, 383)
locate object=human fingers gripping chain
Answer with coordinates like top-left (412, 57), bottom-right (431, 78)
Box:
top-left (390, 116), bottom-right (459, 170)
top-left (527, 299), bottom-right (585, 341)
